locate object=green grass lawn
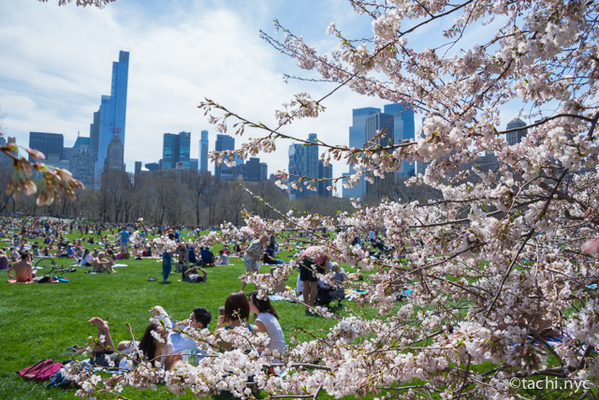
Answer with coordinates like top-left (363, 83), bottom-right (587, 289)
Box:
top-left (0, 231), bottom-right (373, 399)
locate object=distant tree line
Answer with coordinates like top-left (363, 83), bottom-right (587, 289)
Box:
top-left (0, 167), bottom-right (359, 226)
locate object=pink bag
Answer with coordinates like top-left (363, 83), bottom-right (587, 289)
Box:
top-left (17, 359), bottom-right (63, 382)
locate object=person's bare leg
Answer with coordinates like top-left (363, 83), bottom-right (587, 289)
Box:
top-left (309, 282), bottom-right (317, 308)
top-left (89, 317), bottom-right (115, 352)
top-left (302, 281), bottom-right (310, 311)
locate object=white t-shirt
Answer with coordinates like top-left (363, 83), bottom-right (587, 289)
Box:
top-left (256, 312), bottom-right (286, 356)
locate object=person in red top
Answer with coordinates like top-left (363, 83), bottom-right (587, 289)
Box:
top-left (298, 246), bottom-right (329, 311)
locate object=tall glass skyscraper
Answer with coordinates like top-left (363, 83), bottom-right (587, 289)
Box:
top-left (384, 103), bottom-right (415, 176)
top-left (288, 133), bottom-right (326, 199)
top-left (343, 107), bottom-right (380, 199)
top-left (215, 134), bottom-right (236, 179)
top-left (162, 131), bottom-right (191, 170)
top-left (91, 50), bottom-right (129, 182)
top-left (200, 130), bottom-right (209, 172)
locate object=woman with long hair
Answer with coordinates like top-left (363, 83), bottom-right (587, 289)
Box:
top-left (248, 291), bottom-right (286, 357)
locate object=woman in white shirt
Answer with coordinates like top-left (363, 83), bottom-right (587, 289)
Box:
top-left (248, 290), bottom-right (286, 358)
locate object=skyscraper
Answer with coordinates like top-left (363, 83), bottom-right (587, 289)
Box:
top-left (162, 131), bottom-right (191, 170)
top-left (103, 135), bottom-right (125, 172)
top-left (384, 103), bottom-right (415, 176)
top-left (215, 134), bottom-right (236, 179)
top-left (70, 136), bottom-right (95, 186)
top-left (506, 118), bottom-right (528, 145)
top-left (29, 132), bottom-right (64, 161)
top-left (288, 133), bottom-right (325, 199)
top-left (343, 107), bottom-right (380, 199)
top-left (365, 112), bottom-right (395, 197)
top-left (91, 50), bottom-right (129, 182)
top-left (200, 130), bottom-right (209, 172)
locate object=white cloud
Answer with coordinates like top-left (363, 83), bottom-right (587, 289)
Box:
top-left (0, 0), bottom-right (391, 190)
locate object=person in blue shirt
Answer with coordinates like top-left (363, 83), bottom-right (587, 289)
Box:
top-left (120, 228), bottom-right (130, 253)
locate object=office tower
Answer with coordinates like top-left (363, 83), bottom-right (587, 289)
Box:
top-left (384, 103), bottom-right (415, 176)
top-left (103, 135), bottom-right (125, 172)
top-left (29, 132), bottom-right (64, 161)
top-left (70, 136), bottom-right (95, 186)
top-left (243, 157), bottom-right (268, 181)
top-left (162, 131), bottom-right (191, 170)
top-left (200, 130), bottom-right (209, 172)
top-left (288, 133), bottom-right (324, 199)
top-left (214, 134), bottom-right (236, 179)
top-left (365, 112), bottom-right (395, 197)
top-left (134, 161), bottom-right (142, 175)
top-left (91, 50), bottom-right (129, 181)
top-left (506, 118), bottom-right (528, 145)
top-left (190, 158), bottom-right (199, 171)
top-left (318, 161), bottom-right (333, 197)
top-left (365, 112), bottom-right (395, 146)
top-left (145, 162), bottom-right (160, 172)
top-left (343, 107), bottom-right (380, 199)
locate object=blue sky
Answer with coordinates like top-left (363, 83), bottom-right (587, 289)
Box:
top-left (0, 0), bottom-right (525, 188)
top-left (0, 0), bottom-right (386, 183)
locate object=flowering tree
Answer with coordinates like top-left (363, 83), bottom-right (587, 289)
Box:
top-left (57, 0), bottom-right (599, 398)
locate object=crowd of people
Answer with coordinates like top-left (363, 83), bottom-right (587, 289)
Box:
top-left (83, 290), bottom-right (286, 374)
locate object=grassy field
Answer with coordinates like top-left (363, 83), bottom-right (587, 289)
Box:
top-left (0, 231), bottom-right (377, 400)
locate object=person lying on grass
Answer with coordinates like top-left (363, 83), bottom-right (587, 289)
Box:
top-left (181, 264), bottom-right (207, 283)
top-left (7, 251), bottom-right (36, 282)
top-left (88, 317), bottom-right (178, 371)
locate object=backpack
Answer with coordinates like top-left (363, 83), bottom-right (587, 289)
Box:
top-left (17, 359), bottom-right (63, 382)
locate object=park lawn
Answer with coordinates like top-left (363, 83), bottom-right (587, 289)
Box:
top-left (0, 232), bottom-right (380, 400)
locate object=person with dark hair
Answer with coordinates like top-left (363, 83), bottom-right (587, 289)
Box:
top-left (79, 248), bottom-right (93, 267)
top-left (87, 318), bottom-right (176, 371)
top-left (249, 291), bottom-right (286, 357)
top-left (181, 263), bottom-right (207, 283)
top-left (153, 305), bottom-right (212, 361)
top-left (216, 292), bottom-right (253, 350)
top-left (137, 323), bottom-right (176, 369)
top-left (216, 292), bottom-right (252, 330)
top-left (7, 252), bottom-right (35, 282)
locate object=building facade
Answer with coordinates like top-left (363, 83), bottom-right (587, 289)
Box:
top-left (288, 133), bottom-right (329, 199)
top-left (200, 130), bottom-right (209, 172)
top-left (384, 103), bottom-right (415, 177)
top-left (162, 131), bottom-right (191, 170)
top-left (103, 135), bottom-right (125, 172)
top-left (506, 118), bottom-right (528, 145)
top-left (214, 134), bottom-right (236, 180)
top-left (29, 132), bottom-right (64, 161)
top-left (343, 107), bottom-right (380, 199)
top-left (70, 136), bottom-right (95, 186)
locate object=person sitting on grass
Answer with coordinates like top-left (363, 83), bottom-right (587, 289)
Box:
top-left (7, 251), bottom-right (36, 282)
top-left (152, 305), bottom-right (212, 361)
top-left (216, 250), bottom-right (229, 266)
top-left (216, 292), bottom-right (253, 350)
top-left (92, 252), bottom-right (111, 273)
top-left (181, 263), bottom-right (208, 283)
top-left (79, 248), bottom-right (93, 267)
top-left (248, 290), bottom-right (286, 359)
top-left (88, 317), bottom-right (178, 371)
top-left (105, 249), bottom-right (118, 273)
